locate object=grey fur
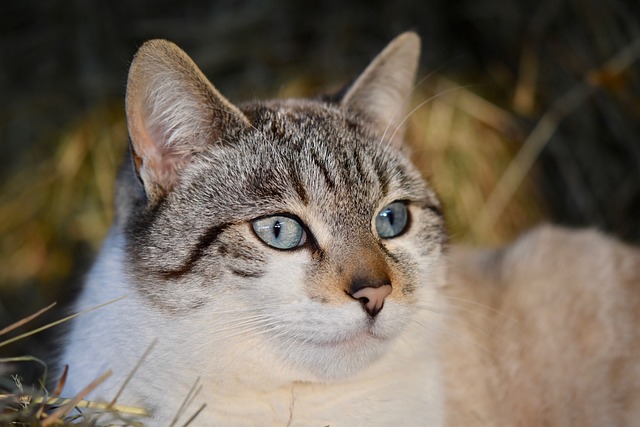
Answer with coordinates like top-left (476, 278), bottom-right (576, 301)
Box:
top-left (122, 98), bottom-right (443, 312)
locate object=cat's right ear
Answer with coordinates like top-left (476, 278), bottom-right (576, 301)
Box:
top-left (340, 32), bottom-right (420, 147)
top-left (125, 40), bottom-right (250, 203)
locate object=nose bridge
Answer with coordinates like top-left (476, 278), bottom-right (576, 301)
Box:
top-left (341, 236), bottom-right (390, 291)
top-left (342, 237), bottom-right (391, 296)
top-left (339, 236), bottom-right (393, 318)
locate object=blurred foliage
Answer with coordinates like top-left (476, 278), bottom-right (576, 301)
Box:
top-left (0, 0), bottom-right (639, 398)
top-left (407, 79), bottom-right (542, 245)
top-left (0, 107), bottom-right (126, 295)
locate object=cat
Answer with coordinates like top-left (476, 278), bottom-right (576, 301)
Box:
top-left (59, 32), bottom-right (640, 426)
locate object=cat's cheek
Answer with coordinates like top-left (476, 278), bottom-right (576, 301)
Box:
top-left (240, 250), bottom-right (312, 302)
top-left (371, 300), bottom-right (414, 336)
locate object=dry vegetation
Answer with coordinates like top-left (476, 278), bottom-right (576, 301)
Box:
top-left (0, 301), bottom-right (149, 426)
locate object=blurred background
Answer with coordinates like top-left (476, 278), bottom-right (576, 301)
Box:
top-left (1, 0), bottom-right (639, 388)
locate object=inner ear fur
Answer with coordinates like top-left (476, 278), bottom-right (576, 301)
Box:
top-left (125, 39), bottom-right (250, 202)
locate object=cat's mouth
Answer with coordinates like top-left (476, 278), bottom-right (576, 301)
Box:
top-left (310, 326), bottom-right (388, 348)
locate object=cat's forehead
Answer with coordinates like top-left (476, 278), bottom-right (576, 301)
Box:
top-left (177, 99), bottom-right (430, 224)
top-left (237, 99), bottom-right (405, 169)
top-left (242, 99), bottom-right (364, 142)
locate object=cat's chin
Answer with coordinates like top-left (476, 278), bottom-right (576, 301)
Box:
top-left (277, 316), bottom-right (406, 380)
top-left (292, 339), bottom-right (389, 380)
top-left (310, 329), bottom-right (381, 348)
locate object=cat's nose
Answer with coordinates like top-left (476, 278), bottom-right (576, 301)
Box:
top-left (351, 285), bottom-right (392, 317)
top-left (348, 276), bottom-right (392, 317)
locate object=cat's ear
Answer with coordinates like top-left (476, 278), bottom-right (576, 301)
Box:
top-left (126, 39), bottom-right (250, 202)
top-left (341, 32), bottom-right (420, 146)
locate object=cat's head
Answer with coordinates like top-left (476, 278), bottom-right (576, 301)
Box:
top-left (120, 32), bottom-right (444, 380)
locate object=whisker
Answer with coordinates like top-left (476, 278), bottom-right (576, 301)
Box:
top-left (204, 303), bottom-right (289, 315)
top-left (377, 57), bottom-right (467, 147)
top-left (196, 318), bottom-right (276, 341)
top-left (278, 332), bottom-right (304, 358)
top-left (383, 85), bottom-right (474, 151)
top-left (378, 67), bottom-right (439, 146)
top-left (413, 303), bottom-right (497, 343)
top-left (439, 294), bottom-right (519, 323)
top-left (435, 325), bottom-right (497, 362)
top-left (193, 318), bottom-right (289, 348)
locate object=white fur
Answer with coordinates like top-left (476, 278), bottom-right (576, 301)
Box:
top-left (60, 229), bottom-right (446, 426)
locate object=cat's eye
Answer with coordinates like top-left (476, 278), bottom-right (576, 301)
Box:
top-left (252, 215), bottom-right (307, 250)
top-left (375, 202), bottom-right (409, 238)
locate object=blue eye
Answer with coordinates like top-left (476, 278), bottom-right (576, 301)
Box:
top-left (252, 215), bottom-right (306, 250)
top-left (375, 202), bottom-right (409, 238)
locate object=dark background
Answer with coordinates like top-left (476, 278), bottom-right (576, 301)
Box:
top-left (1, 0), bottom-right (639, 388)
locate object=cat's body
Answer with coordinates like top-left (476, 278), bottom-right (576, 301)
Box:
top-left (59, 32), bottom-right (640, 426)
top-left (444, 226), bottom-right (640, 425)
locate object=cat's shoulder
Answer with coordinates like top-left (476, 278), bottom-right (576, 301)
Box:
top-left (448, 224), bottom-right (640, 292)
top-left (442, 225), bottom-right (640, 426)
top-left (445, 224), bottom-right (640, 332)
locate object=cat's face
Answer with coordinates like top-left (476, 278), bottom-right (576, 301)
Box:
top-left (121, 33), bottom-right (444, 379)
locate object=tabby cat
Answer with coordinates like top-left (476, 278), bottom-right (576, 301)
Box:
top-left (60, 32), bottom-right (640, 426)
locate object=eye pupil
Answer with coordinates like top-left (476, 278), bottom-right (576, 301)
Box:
top-left (386, 209), bottom-right (394, 225)
top-left (273, 221), bottom-right (281, 239)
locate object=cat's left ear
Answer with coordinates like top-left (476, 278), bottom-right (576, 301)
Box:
top-left (340, 32), bottom-right (420, 146)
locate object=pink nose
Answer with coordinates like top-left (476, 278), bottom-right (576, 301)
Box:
top-left (351, 284), bottom-right (392, 317)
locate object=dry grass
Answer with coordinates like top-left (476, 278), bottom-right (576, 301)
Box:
top-left (408, 78), bottom-right (542, 245)
top-left (0, 300), bottom-right (150, 426)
